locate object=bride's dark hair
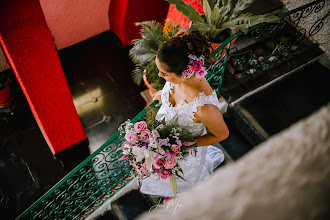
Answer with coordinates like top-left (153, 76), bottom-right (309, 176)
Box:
top-left (157, 31), bottom-right (210, 76)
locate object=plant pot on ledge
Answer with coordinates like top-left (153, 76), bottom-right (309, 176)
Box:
top-left (0, 84), bottom-right (13, 107)
top-left (0, 70), bottom-right (15, 114)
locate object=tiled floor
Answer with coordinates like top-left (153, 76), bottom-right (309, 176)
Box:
top-left (0, 31), bottom-right (146, 219)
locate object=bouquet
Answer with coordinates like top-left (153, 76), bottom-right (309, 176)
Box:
top-left (118, 118), bottom-right (197, 195)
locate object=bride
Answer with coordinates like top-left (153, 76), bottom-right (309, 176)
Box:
top-left (139, 31), bottom-right (229, 199)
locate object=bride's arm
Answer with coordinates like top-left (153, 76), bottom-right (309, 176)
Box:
top-left (193, 104), bottom-right (229, 147)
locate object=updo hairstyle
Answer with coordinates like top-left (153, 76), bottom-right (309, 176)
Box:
top-left (157, 31), bottom-right (210, 76)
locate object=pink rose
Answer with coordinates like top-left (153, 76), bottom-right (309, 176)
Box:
top-left (166, 152), bottom-right (176, 159)
top-left (155, 158), bottom-right (165, 168)
top-left (171, 144), bottom-right (181, 153)
top-left (140, 129), bottom-right (151, 143)
top-left (158, 147), bottom-right (166, 155)
top-left (134, 121), bottom-right (148, 133)
top-left (183, 65), bottom-right (195, 78)
top-left (153, 167), bottom-right (160, 174)
top-left (128, 133), bottom-right (138, 142)
top-left (160, 170), bottom-right (170, 179)
top-left (164, 157), bottom-right (177, 169)
top-left (192, 61), bottom-right (202, 71)
top-left (195, 68), bottom-right (207, 78)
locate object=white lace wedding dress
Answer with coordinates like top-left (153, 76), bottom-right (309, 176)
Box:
top-left (140, 82), bottom-right (225, 197)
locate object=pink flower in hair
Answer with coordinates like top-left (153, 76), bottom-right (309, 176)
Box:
top-left (182, 65), bottom-right (195, 78)
top-left (195, 68), bottom-right (207, 78)
top-left (192, 61), bottom-right (202, 71)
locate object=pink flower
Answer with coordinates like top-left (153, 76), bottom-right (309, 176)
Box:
top-left (132, 163), bottom-right (138, 170)
top-left (155, 158), bottom-right (165, 168)
top-left (158, 147), bottom-right (166, 155)
top-left (153, 153), bottom-right (160, 160)
top-left (128, 133), bottom-right (138, 142)
top-left (140, 129), bottom-right (151, 143)
top-left (166, 152), bottom-right (176, 159)
top-left (164, 157), bottom-right (177, 169)
top-left (151, 130), bottom-right (160, 139)
top-left (183, 65), bottom-right (195, 78)
top-left (153, 166), bottom-right (160, 174)
top-left (160, 170), bottom-right (170, 179)
top-left (192, 61), bottom-right (202, 71)
top-left (120, 154), bottom-right (130, 160)
top-left (123, 142), bottom-right (132, 151)
top-left (134, 121), bottom-right (148, 133)
top-left (182, 142), bottom-right (193, 146)
top-left (171, 144), bottom-right (181, 153)
top-left (141, 163), bottom-right (149, 175)
top-left (195, 68), bottom-right (207, 78)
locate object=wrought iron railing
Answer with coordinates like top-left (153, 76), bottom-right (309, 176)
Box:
top-left (206, 0), bottom-right (328, 95)
top-left (16, 102), bottom-right (158, 220)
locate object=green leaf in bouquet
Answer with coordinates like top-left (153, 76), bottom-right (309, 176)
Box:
top-left (170, 174), bottom-right (177, 196)
top-left (177, 170), bottom-right (184, 179)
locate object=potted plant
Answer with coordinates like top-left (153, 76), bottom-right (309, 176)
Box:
top-left (0, 70), bottom-right (13, 107)
top-left (166, 0), bottom-right (280, 44)
top-left (129, 20), bottom-right (187, 96)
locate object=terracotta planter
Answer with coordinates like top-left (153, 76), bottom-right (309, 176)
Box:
top-left (143, 74), bottom-right (157, 98)
top-left (208, 29), bottom-right (239, 64)
top-left (0, 84), bottom-right (13, 107)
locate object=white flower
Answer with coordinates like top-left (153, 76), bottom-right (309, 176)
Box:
top-left (132, 146), bottom-right (145, 162)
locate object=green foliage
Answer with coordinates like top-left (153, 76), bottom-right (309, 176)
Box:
top-left (166, 0), bottom-right (280, 40)
top-left (129, 20), bottom-right (187, 90)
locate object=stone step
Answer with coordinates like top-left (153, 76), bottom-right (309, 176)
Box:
top-left (110, 189), bottom-right (156, 220)
top-left (235, 61), bottom-right (330, 138)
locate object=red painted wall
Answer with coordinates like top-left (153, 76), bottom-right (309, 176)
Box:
top-left (109, 0), bottom-right (170, 47)
top-left (0, 0), bottom-right (87, 154)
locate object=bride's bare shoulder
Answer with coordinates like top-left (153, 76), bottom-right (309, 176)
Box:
top-left (184, 80), bottom-right (214, 101)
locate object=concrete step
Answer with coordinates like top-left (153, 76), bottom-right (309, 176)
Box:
top-left (223, 61), bottom-right (329, 156)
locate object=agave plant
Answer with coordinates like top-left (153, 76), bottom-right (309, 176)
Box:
top-left (166, 0), bottom-right (280, 40)
top-left (129, 20), bottom-right (187, 90)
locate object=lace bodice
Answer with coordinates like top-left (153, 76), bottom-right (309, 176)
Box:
top-left (156, 82), bottom-right (222, 137)
top-left (140, 81), bottom-right (224, 197)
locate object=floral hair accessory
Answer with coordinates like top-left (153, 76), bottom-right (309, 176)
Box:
top-left (182, 54), bottom-right (207, 78)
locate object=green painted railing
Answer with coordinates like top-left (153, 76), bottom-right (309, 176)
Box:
top-left (205, 0), bottom-right (328, 95)
top-left (16, 102), bottom-right (158, 220)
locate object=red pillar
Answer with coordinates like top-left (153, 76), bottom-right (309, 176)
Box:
top-left (0, 0), bottom-right (87, 154)
top-left (109, 0), bottom-right (169, 47)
